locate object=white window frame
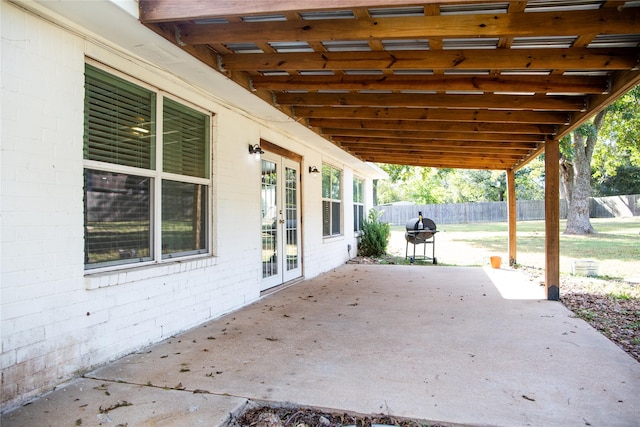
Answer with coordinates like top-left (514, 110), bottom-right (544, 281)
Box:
top-left (322, 163), bottom-right (343, 237)
top-left (83, 62), bottom-right (213, 272)
top-left (353, 176), bottom-right (365, 233)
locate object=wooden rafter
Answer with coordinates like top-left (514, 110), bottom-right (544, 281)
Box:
top-left (222, 49), bottom-right (637, 72)
top-left (252, 74), bottom-right (610, 94)
top-left (139, 0), bottom-right (640, 172)
top-left (308, 118), bottom-right (557, 135)
top-left (140, 0), bottom-right (459, 22)
top-left (293, 107), bottom-right (571, 125)
top-left (277, 93), bottom-right (587, 111)
top-left (176, 9), bottom-right (640, 43)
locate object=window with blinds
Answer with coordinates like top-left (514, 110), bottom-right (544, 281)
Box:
top-left (353, 177), bottom-right (364, 232)
top-left (163, 98), bottom-right (209, 178)
top-left (83, 63), bottom-right (211, 270)
top-left (322, 164), bottom-right (342, 237)
top-left (84, 65), bottom-right (156, 169)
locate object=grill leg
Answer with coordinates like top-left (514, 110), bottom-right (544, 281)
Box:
top-left (432, 236), bottom-right (437, 264)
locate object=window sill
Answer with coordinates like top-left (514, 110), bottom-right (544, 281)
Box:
top-left (84, 256), bottom-right (218, 290)
top-left (322, 234), bottom-right (344, 243)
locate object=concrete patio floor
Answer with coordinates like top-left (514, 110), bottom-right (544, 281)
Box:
top-left (3, 264), bottom-right (640, 426)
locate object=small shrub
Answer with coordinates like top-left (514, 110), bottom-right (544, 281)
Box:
top-left (358, 209), bottom-right (391, 257)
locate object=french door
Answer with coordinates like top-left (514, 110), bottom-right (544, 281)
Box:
top-left (261, 154), bottom-right (302, 290)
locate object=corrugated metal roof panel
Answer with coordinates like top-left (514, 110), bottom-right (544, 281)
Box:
top-left (443, 38), bottom-right (500, 50)
top-left (524, 0), bottom-right (604, 12)
top-left (382, 39), bottom-right (430, 51)
top-left (588, 34), bottom-right (640, 48)
top-left (440, 2), bottom-right (509, 15)
top-left (323, 41), bottom-right (371, 52)
top-left (344, 70), bottom-right (385, 75)
top-left (269, 42), bottom-right (314, 53)
top-left (393, 70), bottom-right (434, 75)
top-left (299, 70), bottom-right (336, 76)
top-left (225, 43), bottom-right (263, 54)
top-left (259, 71), bottom-right (290, 76)
top-left (444, 70), bottom-right (491, 75)
top-left (242, 15), bottom-right (286, 23)
top-left (368, 7), bottom-right (425, 18)
top-left (300, 10), bottom-right (355, 20)
top-left (512, 36), bottom-right (576, 49)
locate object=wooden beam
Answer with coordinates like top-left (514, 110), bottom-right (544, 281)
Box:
top-left (294, 107), bottom-right (571, 124)
top-left (338, 143), bottom-right (534, 156)
top-left (178, 9), bottom-right (640, 42)
top-left (278, 93), bottom-right (586, 111)
top-left (260, 139), bottom-right (303, 162)
top-left (140, 0), bottom-right (462, 23)
top-left (222, 48), bottom-right (637, 72)
top-left (366, 155), bottom-right (512, 170)
top-left (344, 145), bottom-right (527, 158)
top-left (322, 127), bottom-right (544, 142)
top-left (507, 169), bottom-right (517, 267)
top-left (309, 118), bottom-right (557, 135)
top-left (332, 136), bottom-right (539, 150)
top-left (544, 137), bottom-right (560, 301)
top-left (252, 74), bottom-right (610, 94)
top-left (361, 151), bottom-right (515, 160)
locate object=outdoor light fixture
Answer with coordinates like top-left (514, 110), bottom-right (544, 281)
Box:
top-left (309, 166), bottom-right (320, 175)
top-left (248, 144), bottom-right (264, 161)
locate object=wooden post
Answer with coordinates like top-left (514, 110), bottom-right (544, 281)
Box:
top-left (506, 169), bottom-right (516, 266)
top-left (545, 137), bottom-right (560, 300)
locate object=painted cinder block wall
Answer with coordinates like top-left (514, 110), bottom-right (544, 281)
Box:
top-left (0, 1), bottom-right (380, 410)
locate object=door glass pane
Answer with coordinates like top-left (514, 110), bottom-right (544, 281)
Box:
top-left (84, 169), bottom-right (152, 268)
top-left (161, 180), bottom-right (207, 258)
top-left (285, 166), bottom-right (298, 271)
top-left (262, 160), bottom-right (278, 278)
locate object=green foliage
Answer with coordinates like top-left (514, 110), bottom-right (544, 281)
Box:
top-left (593, 165), bottom-right (640, 196)
top-left (592, 84), bottom-right (640, 195)
top-left (358, 209), bottom-right (390, 257)
top-left (514, 157), bottom-right (545, 200)
top-left (376, 167), bottom-right (446, 204)
top-left (376, 163), bottom-right (545, 205)
top-left (559, 134), bottom-right (574, 160)
top-left (378, 164), bottom-right (413, 182)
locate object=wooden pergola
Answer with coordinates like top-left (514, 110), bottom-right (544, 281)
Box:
top-left (139, 0), bottom-right (640, 300)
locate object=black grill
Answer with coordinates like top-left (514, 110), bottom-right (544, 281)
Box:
top-left (405, 213), bottom-right (438, 264)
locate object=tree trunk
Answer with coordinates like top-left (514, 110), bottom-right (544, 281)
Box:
top-left (561, 110), bottom-right (607, 235)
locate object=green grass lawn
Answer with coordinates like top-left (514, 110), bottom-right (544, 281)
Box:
top-left (389, 217), bottom-right (640, 280)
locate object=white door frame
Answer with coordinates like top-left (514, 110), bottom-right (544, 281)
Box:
top-left (260, 153), bottom-right (302, 290)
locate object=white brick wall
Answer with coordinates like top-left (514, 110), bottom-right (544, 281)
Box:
top-left (0, 1), bottom-right (376, 411)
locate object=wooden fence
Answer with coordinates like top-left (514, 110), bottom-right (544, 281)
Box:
top-left (373, 194), bottom-right (640, 225)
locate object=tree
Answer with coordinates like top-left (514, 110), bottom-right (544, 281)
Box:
top-left (376, 166), bottom-right (446, 205)
top-left (560, 110), bottom-right (607, 235)
top-left (595, 165), bottom-right (640, 196)
top-left (592, 85), bottom-right (640, 196)
top-left (515, 157), bottom-right (545, 200)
